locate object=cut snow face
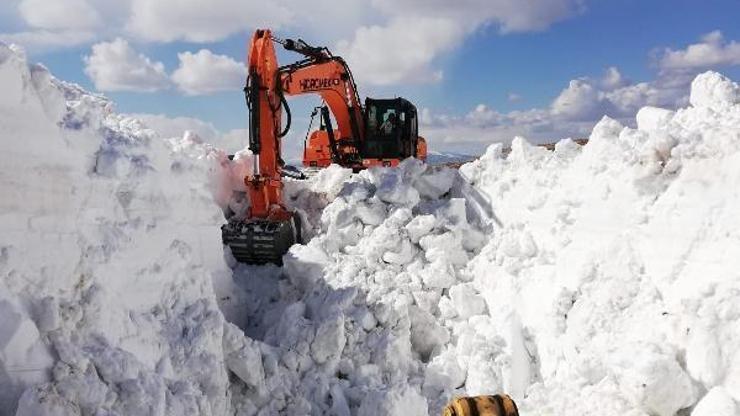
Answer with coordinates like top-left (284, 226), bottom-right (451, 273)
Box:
top-left (2, 40), bottom-right (740, 416)
top-left (0, 43), bottom-right (242, 415)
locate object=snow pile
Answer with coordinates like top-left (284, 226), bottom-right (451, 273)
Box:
top-left (458, 71), bottom-right (740, 415)
top-left (0, 43), bottom-right (248, 415)
top-left (232, 70), bottom-right (740, 416)
top-left (231, 160), bottom-right (476, 414)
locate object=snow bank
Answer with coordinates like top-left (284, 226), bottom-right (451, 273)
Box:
top-left (0, 43), bottom-right (249, 415)
top-left (459, 71), bottom-right (740, 415)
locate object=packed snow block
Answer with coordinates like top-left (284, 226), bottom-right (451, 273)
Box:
top-left (355, 199), bottom-right (387, 226)
top-left (636, 106), bottom-right (675, 132)
top-left (690, 71), bottom-right (740, 110)
top-left (382, 239), bottom-right (417, 265)
top-left (614, 344), bottom-right (696, 416)
top-left (419, 259), bottom-right (457, 289)
top-left (419, 232), bottom-right (469, 267)
top-left (691, 387), bottom-right (738, 416)
top-left (371, 164), bottom-right (421, 207)
top-left (500, 229), bottom-right (537, 259)
top-left (310, 164), bottom-right (354, 197)
top-left (414, 167), bottom-right (456, 199)
top-left (283, 243), bottom-right (330, 290)
top-left (0, 45), bottom-right (29, 110)
top-left (223, 323), bottom-right (265, 391)
top-left (310, 312), bottom-right (347, 365)
top-left (423, 349), bottom-right (466, 394)
top-left (440, 198), bottom-right (467, 224)
top-left (408, 306), bottom-right (449, 360)
top-left (46, 361), bottom-right (109, 414)
top-left (357, 385), bottom-right (428, 416)
top-left (0, 298), bottom-right (54, 413)
top-left (320, 198), bottom-right (365, 250)
top-left (685, 323), bottom-right (724, 388)
top-left (552, 138), bottom-right (583, 158)
top-left (328, 383), bottom-right (351, 416)
top-left (449, 283), bottom-right (486, 319)
top-left (588, 116), bottom-right (625, 145)
top-left (357, 208), bottom-right (412, 261)
top-left (14, 386), bottom-right (79, 416)
top-left (405, 214), bottom-right (437, 244)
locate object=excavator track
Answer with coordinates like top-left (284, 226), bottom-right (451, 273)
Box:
top-left (222, 215), bottom-right (301, 265)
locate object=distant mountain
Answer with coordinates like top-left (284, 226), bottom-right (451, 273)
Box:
top-left (425, 150), bottom-right (477, 166)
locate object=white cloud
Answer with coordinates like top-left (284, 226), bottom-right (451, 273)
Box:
top-left (0, 0), bottom-right (100, 52)
top-left (659, 31), bottom-right (740, 71)
top-left (551, 79), bottom-right (610, 121)
top-left (601, 66), bottom-right (628, 90)
top-left (336, 17), bottom-right (463, 85)
top-left (370, 0), bottom-right (585, 33)
top-left (171, 50), bottom-right (246, 96)
top-left (83, 38), bottom-right (170, 92)
top-left (507, 92), bottom-right (522, 102)
top-left (126, 0), bottom-right (291, 43)
top-left (420, 105), bottom-right (574, 155)
top-left (335, 0), bottom-right (584, 86)
top-left (18, 0), bottom-right (101, 30)
top-left (4, 0), bottom-right (585, 89)
top-left (419, 64), bottom-right (691, 155)
top-left (0, 30), bottom-right (95, 51)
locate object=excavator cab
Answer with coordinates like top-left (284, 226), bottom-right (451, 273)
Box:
top-left (362, 98), bottom-right (423, 167)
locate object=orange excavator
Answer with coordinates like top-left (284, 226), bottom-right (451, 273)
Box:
top-left (222, 29), bottom-right (427, 264)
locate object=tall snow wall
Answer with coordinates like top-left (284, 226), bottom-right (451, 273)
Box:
top-left (0, 43), bottom-right (249, 415)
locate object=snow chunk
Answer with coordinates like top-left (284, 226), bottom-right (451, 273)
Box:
top-left (311, 312), bottom-right (346, 364)
top-left (614, 344), bottom-right (695, 416)
top-left (692, 387), bottom-right (738, 416)
top-left (636, 106), bottom-right (675, 132)
top-left (690, 71), bottom-right (740, 110)
top-left (449, 283), bottom-right (487, 318)
top-left (358, 386), bottom-right (428, 416)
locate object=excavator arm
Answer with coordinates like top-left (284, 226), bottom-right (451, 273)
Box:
top-left (223, 29), bottom-right (368, 264)
top-left (221, 29), bottom-right (300, 264)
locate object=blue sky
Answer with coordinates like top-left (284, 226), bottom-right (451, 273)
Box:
top-left (3, 0), bottom-right (740, 158)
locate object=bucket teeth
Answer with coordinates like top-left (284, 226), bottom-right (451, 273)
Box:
top-left (221, 216), bottom-right (300, 265)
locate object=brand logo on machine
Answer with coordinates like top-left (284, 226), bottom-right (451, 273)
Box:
top-left (300, 78), bottom-right (341, 91)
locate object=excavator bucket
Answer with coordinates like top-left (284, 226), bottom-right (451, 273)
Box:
top-left (442, 394), bottom-right (519, 416)
top-left (221, 214), bottom-right (302, 265)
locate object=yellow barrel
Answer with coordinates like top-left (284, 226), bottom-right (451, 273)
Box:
top-left (442, 394), bottom-right (519, 416)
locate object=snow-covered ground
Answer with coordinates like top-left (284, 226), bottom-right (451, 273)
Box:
top-left (2, 41), bottom-right (740, 415)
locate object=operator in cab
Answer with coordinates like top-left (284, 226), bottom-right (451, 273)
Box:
top-left (379, 112), bottom-right (397, 135)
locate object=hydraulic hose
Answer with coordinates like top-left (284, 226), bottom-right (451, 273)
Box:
top-left (271, 72), bottom-right (291, 138)
top-left (278, 91), bottom-right (291, 138)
